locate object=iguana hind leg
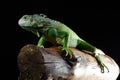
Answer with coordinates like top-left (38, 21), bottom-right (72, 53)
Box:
top-left (77, 40), bottom-right (109, 73)
top-left (94, 52), bottom-right (109, 73)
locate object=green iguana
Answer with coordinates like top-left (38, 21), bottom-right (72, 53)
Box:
top-left (18, 14), bottom-right (109, 73)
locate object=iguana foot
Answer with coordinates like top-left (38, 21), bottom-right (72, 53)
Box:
top-left (62, 47), bottom-right (73, 57)
top-left (37, 45), bottom-right (44, 48)
top-left (61, 47), bottom-right (73, 59)
top-left (95, 53), bottom-right (109, 73)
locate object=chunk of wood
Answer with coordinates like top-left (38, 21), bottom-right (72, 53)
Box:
top-left (17, 44), bottom-right (119, 80)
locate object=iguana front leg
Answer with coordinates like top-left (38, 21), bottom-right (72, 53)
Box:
top-left (57, 31), bottom-right (73, 58)
top-left (37, 35), bottom-right (46, 47)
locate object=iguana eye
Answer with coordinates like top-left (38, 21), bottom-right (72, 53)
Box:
top-left (23, 15), bottom-right (29, 20)
top-left (40, 14), bottom-right (47, 18)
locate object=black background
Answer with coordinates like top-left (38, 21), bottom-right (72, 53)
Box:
top-left (14, 1), bottom-right (120, 80)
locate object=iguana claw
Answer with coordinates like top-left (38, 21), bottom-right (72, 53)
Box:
top-left (100, 62), bottom-right (109, 73)
top-left (95, 53), bottom-right (109, 73)
top-left (61, 47), bottom-right (73, 59)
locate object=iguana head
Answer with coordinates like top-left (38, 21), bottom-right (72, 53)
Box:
top-left (18, 14), bottom-right (51, 37)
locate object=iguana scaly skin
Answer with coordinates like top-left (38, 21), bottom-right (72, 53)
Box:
top-left (18, 14), bottom-right (109, 73)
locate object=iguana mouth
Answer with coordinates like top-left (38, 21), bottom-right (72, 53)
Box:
top-left (23, 26), bottom-right (44, 31)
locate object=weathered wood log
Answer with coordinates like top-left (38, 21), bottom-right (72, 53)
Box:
top-left (17, 44), bottom-right (119, 80)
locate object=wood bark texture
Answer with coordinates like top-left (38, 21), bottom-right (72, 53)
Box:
top-left (17, 44), bottom-right (119, 80)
